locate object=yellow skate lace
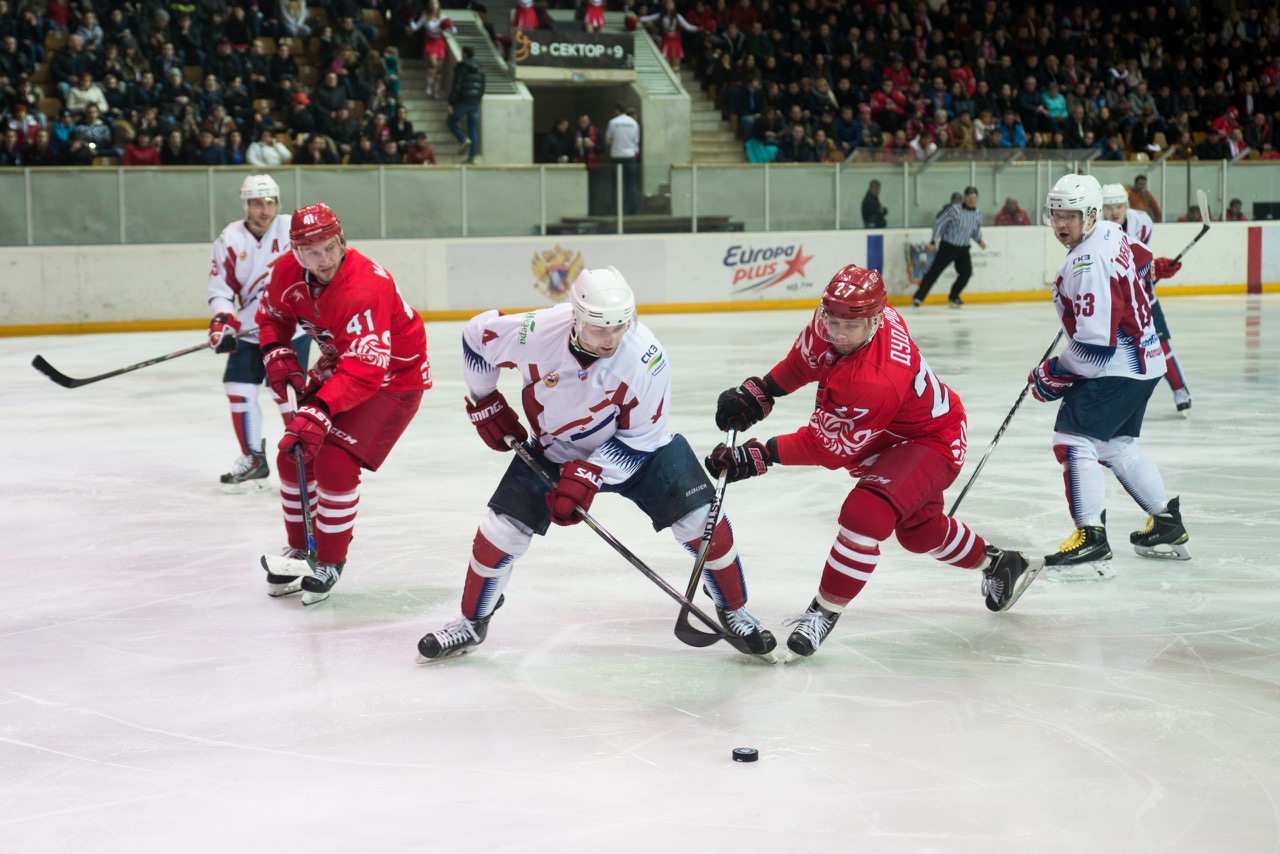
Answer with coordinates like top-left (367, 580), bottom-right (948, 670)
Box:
top-left (1056, 528), bottom-right (1087, 553)
top-left (1136, 516), bottom-right (1156, 535)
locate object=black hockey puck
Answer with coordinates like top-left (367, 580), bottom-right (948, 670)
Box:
top-left (732, 747), bottom-right (759, 763)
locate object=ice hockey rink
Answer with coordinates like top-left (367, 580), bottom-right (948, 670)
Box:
top-left (3, 295), bottom-right (1278, 854)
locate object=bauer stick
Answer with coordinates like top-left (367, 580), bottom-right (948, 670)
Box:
top-left (259, 386), bottom-right (319, 580)
top-left (32, 326), bottom-right (260, 389)
top-left (672, 429), bottom-right (736, 648)
top-left (506, 436), bottom-right (756, 653)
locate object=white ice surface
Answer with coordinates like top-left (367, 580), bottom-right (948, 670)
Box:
top-left (3, 296), bottom-right (1278, 854)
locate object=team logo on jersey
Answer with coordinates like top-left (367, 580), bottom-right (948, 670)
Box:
top-left (544, 372), bottom-right (560, 387)
top-left (577, 369), bottom-right (588, 380)
top-left (723, 243), bottom-right (815, 293)
top-left (531, 245), bottom-right (585, 303)
top-left (239, 249), bottom-right (248, 261)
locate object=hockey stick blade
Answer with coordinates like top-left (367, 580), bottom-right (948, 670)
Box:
top-left (31, 342), bottom-right (210, 388)
top-left (260, 554), bottom-right (319, 578)
top-left (999, 558), bottom-right (1045, 612)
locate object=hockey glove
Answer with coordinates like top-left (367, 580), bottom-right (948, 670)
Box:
top-left (715, 376), bottom-right (774, 431)
top-left (1153, 257), bottom-right (1182, 280)
top-left (263, 344), bottom-right (305, 400)
top-left (309, 352), bottom-right (339, 386)
top-left (1029, 357), bottom-right (1079, 402)
top-left (704, 439), bottom-right (773, 483)
top-left (280, 403), bottom-right (332, 463)
top-left (546, 460), bottom-right (604, 526)
top-left (466, 390), bottom-right (528, 452)
top-left (208, 312), bottom-right (241, 354)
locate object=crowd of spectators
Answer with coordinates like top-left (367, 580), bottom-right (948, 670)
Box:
top-left (0, 0), bottom-right (453, 167)
top-left (658, 0), bottom-right (1280, 164)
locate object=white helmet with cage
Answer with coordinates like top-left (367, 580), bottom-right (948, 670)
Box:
top-left (569, 266), bottom-right (636, 331)
top-left (1043, 173), bottom-right (1103, 236)
top-left (240, 174), bottom-right (280, 207)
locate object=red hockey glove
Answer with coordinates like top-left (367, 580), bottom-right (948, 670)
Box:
top-left (704, 439), bottom-right (773, 483)
top-left (546, 460), bottom-right (604, 526)
top-left (208, 312), bottom-right (241, 354)
top-left (1029, 357), bottom-right (1079, 402)
top-left (263, 344), bottom-right (305, 400)
top-left (466, 390), bottom-right (528, 452)
top-left (279, 404), bottom-right (332, 463)
top-left (715, 376), bottom-right (774, 431)
top-left (1153, 257), bottom-right (1182, 280)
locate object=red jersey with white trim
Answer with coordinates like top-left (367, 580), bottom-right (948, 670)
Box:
top-left (461, 303), bottom-right (672, 486)
top-left (767, 305), bottom-right (968, 474)
top-left (256, 247), bottom-right (431, 414)
top-left (1052, 220), bottom-right (1165, 381)
top-left (207, 215), bottom-right (292, 342)
top-left (1120, 209), bottom-right (1154, 246)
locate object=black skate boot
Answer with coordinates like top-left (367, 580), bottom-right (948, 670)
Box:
top-left (1173, 389), bottom-right (1192, 415)
top-left (1044, 523), bottom-right (1113, 582)
top-left (417, 596), bottom-right (505, 661)
top-left (782, 599), bottom-right (841, 658)
top-left (220, 442), bottom-right (270, 492)
top-left (715, 604), bottom-right (778, 660)
top-left (1130, 496), bottom-right (1191, 560)
top-left (300, 560), bottom-right (345, 606)
top-left (265, 547), bottom-right (307, 597)
top-left (981, 545), bottom-right (1042, 612)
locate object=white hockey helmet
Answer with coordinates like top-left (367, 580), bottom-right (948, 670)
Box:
top-left (1101, 183), bottom-right (1128, 207)
top-left (1043, 173), bottom-right (1103, 235)
top-left (569, 266), bottom-right (637, 330)
top-left (240, 174), bottom-right (280, 206)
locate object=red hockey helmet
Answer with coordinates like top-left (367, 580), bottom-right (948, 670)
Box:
top-left (290, 203), bottom-right (343, 247)
top-left (821, 264), bottom-right (887, 319)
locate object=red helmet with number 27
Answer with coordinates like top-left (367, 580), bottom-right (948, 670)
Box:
top-left (822, 264), bottom-right (887, 319)
top-left (290, 203), bottom-right (344, 247)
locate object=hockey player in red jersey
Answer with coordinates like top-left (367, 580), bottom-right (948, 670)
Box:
top-left (416, 267), bottom-right (775, 661)
top-left (705, 264), bottom-right (1039, 658)
top-left (255, 203), bottom-right (432, 604)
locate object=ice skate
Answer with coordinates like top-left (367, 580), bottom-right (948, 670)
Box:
top-left (782, 599), bottom-right (841, 658)
top-left (715, 604), bottom-right (778, 661)
top-left (1130, 496), bottom-right (1192, 560)
top-left (948, 297), bottom-right (964, 308)
top-left (301, 561), bottom-right (344, 605)
top-left (1044, 524), bottom-right (1114, 581)
top-left (1173, 389), bottom-right (1192, 416)
top-left (265, 547), bottom-right (308, 597)
top-left (220, 443), bottom-right (270, 492)
top-left (981, 545), bottom-right (1042, 612)
top-left (417, 596), bottom-right (504, 661)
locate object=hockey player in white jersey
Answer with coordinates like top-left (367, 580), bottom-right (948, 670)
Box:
top-left (416, 267), bottom-right (776, 661)
top-left (206, 174), bottom-right (310, 491)
top-left (1101, 182), bottom-right (1192, 414)
top-left (1032, 174), bottom-right (1191, 581)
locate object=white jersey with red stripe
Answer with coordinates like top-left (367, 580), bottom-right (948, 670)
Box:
top-left (1052, 220), bottom-right (1166, 381)
top-left (1120, 208), bottom-right (1154, 245)
top-left (462, 303), bottom-right (672, 485)
top-left (207, 215), bottom-right (292, 343)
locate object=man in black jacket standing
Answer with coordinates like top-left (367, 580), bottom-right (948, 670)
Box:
top-left (447, 46), bottom-right (485, 164)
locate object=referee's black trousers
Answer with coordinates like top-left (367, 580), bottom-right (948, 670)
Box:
top-left (913, 242), bottom-right (972, 302)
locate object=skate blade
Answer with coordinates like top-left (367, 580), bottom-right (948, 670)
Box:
top-left (267, 580), bottom-right (303, 597)
top-left (301, 589), bottom-right (332, 606)
top-left (415, 646), bottom-right (476, 664)
top-left (1045, 560), bottom-right (1115, 582)
top-left (1133, 542), bottom-right (1192, 561)
top-left (261, 554), bottom-right (318, 578)
top-left (999, 558), bottom-right (1045, 611)
top-left (220, 478), bottom-right (272, 494)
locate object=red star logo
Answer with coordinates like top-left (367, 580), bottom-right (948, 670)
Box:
top-left (775, 246), bottom-right (813, 284)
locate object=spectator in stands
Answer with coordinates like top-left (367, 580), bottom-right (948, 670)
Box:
top-left (5, 103), bottom-right (41, 147)
top-left (831, 104), bottom-right (861, 158)
top-left (365, 110), bottom-right (391, 145)
top-left (348, 134), bottom-right (378, 164)
top-left (0, 34), bottom-right (33, 93)
top-left (387, 104), bottom-right (415, 144)
top-left (997, 109), bottom-right (1026, 147)
top-left (73, 103), bottom-right (113, 153)
top-left (243, 38), bottom-right (273, 101)
top-left (312, 71), bottom-right (349, 130)
top-left (286, 91), bottom-right (318, 138)
top-left (375, 136), bottom-right (402, 164)
top-left (22, 128), bottom-right (56, 165)
top-left (51, 33), bottom-right (94, 102)
top-left (448, 45), bottom-right (485, 165)
top-left (404, 131), bottom-right (436, 165)
top-left (1130, 107), bottom-right (1164, 155)
top-left (269, 40), bottom-right (301, 100)
top-left (122, 128), bottom-right (160, 165)
top-left (64, 70), bottom-right (108, 120)
top-left (734, 77), bottom-right (765, 141)
top-left (188, 128), bottom-right (227, 164)
top-left (246, 127), bottom-right (292, 166)
top-left (329, 105), bottom-right (361, 159)
top-left (1127, 174), bottom-right (1162, 222)
top-left (861, 179), bottom-right (887, 228)
top-left (157, 68), bottom-right (193, 124)
top-left (776, 121), bottom-right (815, 162)
top-left (358, 48), bottom-right (392, 103)
top-left (57, 130), bottom-right (93, 165)
top-left (151, 42), bottom-right (185, 85)
top-left (540, 117), bottom-right (574, 164)
top-left (206, 38), bottom-right (244, 88)
top-left (334, 15), bottom-right (372, 65)
top-left (994, 196), bottom-right (1031, 225)
top-left (297, 133), bottom-right (338, 165)
top-left (223, 5), bottom-right (255, 53)
top-left (1225, 199), bottom-right (1246, 221)
top-left (0, 127), bottom-right (22, 166)
top-left (1245, 113), bottom-right (1274, 156)
top-left (280, 0), bottom-right (313, 42)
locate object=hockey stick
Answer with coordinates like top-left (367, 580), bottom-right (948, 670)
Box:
top-left (947, 330), bottom-right (1063, 517)
top-left (506, 436), bottom-right (755, 653)
top-left (32, 342), bottom-right (209, 388)
top-left (672, 429), bottom-right (736, 648)
top-left (1157, 189), bottom-right (1210, 279)
top-left (259, 387), bottom-right (319, 581)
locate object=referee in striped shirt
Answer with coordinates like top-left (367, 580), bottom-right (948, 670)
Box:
top-left (912, 186), bottom-right (987, 308)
